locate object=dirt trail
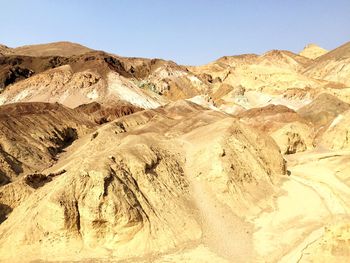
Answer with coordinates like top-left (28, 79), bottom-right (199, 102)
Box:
top-left (183, 141), bottom-right (254, 263)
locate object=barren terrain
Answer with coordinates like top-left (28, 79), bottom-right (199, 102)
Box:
top-left (0, 40), bottom-right (350, 262)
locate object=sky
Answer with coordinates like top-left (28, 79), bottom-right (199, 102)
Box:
top-left (0, 0), bottom-right (349, 65)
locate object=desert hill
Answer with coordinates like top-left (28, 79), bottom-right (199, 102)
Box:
top-left (1, 40), bottom-right (350, 112)
top-left (0, 44), bottom-right (207, 108)
top-left (190, 48), bottom-right (343, 113)
top-left (299, 43), bottom-right (328, 59)
top-left (0, 100), bottom-right (286, 262)
top-left (1, 40), bottom-right (350, 262)
top-left (2, 41), bottom-right (93, 57)
top-left (304, 41), bottom-right (350, 86)
top-left (314, 41), bottom-right (350, 62)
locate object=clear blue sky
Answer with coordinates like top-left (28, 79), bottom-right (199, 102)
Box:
top-left (0, 0), bottom-right (349, 65)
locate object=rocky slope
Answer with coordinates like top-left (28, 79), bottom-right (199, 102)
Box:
top-left (304, 41), bottom-right (350, 86)
top-left (0, 101), bottom-right (140, 186)
top-left (297, 93), bottom-right (350, 129)
top-left (0, 102), bottom-right (95, 186)
top-left (236, 104), bottom-right (315, 154)
top-left (75, 101), bottom-right (142, 124)
top-left (0, 101), bottom-right (286, 262)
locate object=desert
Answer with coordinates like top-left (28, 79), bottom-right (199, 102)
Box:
top-left (1, 1), bottom-right (350, 262)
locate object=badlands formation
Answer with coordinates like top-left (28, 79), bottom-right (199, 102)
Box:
top-left (0, 41), bottom-right (350, 262)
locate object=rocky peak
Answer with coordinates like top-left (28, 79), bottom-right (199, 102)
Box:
top-left (299, 43), bottom-right (328, 59)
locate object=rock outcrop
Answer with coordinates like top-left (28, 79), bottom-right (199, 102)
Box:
top-left (270, 122), bottom-right (315, 154)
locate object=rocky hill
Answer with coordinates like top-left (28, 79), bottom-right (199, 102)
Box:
top-left (0, 101), bottom-right (286, 262)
